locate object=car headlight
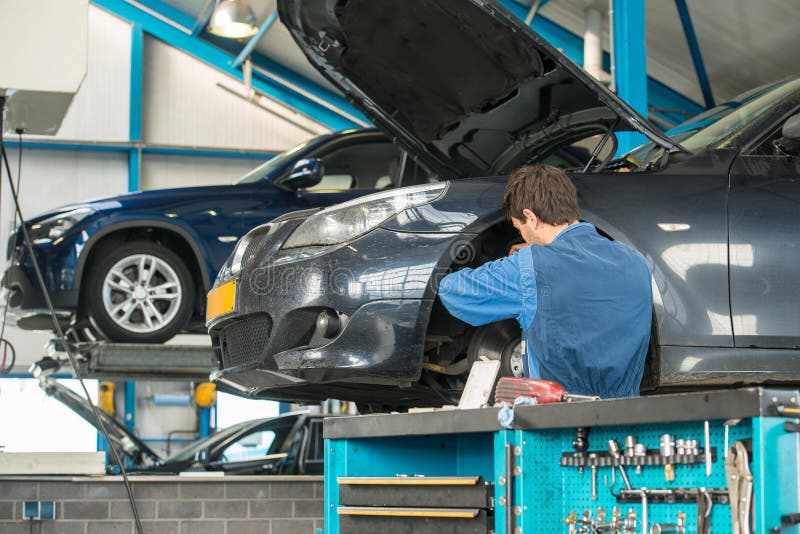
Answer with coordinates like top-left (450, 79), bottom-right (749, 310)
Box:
top-left (28, 208), bottom-right (94, 243)
top-left (282, 182), bottom-right (448, 249)
top-left (221, 223), bottom-right (273, 280)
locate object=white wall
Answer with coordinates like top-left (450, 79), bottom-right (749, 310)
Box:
top-left (25, 6), bottom-right (131, 142)
top-left (141, 154), bottom-right (265, 190)
top-left (0, 378), bottom-right (99, 453)
top-left (142, 35), bottom-right (324, 152)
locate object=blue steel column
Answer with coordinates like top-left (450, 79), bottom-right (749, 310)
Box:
top-left (124, 381), bottom-right (136, 430)
top-left (96, 382), bottom-right (109, 461)
top-left (199, 407), bottom-right (212, 438)
top-left (129, 23), bottom-right (144, 192)
top-left (613, 0), bottom-right (648, 153)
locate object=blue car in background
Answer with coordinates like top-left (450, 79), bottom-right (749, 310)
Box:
top-left (4, 128), bottom-right (432, 343)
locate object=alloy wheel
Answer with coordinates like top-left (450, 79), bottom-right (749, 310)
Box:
top-left (101, 254), bottom-right (183, 333)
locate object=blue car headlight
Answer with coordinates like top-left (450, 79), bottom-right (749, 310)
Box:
top-left (28, 208), bottom-right (94, 244)
top-left (282, 182), bottom-right (448, 250)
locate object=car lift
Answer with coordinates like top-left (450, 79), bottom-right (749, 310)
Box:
top-left (34, 339), bottom-right (213, 382)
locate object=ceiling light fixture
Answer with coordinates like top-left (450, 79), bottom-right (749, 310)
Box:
top-left (208, 0), bottom-right (259, 39)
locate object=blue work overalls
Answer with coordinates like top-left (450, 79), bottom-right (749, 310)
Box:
top-left (439, 223), bottom-right (652, 398)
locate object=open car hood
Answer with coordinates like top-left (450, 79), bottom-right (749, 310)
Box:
top-left (39, 377), bottom-right (160, 468)
top-left (279, 0), bottom-right (679, 178)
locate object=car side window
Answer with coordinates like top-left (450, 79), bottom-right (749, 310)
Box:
top-left (219, 429), bottom-right (276, 461)
top-left (300, 420), bottom-right (325, 475)
top-left (749, 114), bottom-right (800, 157)
top-left (400, 154), bottom-right (441, 186)
top-left (302, 141), bottom-right (404, 192)
top-left (306, 421), bottom-right (324, 462)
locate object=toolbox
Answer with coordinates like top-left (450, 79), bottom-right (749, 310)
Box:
top-left (322, 388), bottom-right (800, 533)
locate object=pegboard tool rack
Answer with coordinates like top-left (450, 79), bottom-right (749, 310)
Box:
top-left (322, 388), bottom-right (800, 534)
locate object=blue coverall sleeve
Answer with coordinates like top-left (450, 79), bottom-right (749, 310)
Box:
top-left (439, 252), bottom-right (532, 327)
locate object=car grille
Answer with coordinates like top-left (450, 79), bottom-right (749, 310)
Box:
top-left (219, 314), bottom-right (272, 369)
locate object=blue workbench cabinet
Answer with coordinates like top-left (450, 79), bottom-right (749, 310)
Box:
top-left (323, 388), bottom-right (799, 533)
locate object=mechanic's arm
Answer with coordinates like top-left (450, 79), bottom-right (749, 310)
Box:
top-left (439, 251), bottom-right (535, 328)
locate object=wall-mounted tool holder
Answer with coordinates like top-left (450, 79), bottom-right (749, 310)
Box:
top-left (559, 448), bottom-right (717, 468)
top-left (615, 488), bottom-right (729, 504)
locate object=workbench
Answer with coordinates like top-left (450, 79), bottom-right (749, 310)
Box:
top-left (322, 388), bottom-right (800, 534)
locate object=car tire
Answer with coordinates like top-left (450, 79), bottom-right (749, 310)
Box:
top-left (466, 320), bottom-right (526, 378)
top-left (85, 241), bottom-right (195, 343)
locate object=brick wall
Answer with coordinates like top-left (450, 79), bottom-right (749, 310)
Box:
top-left (0, 475), bottom-right (323, 534)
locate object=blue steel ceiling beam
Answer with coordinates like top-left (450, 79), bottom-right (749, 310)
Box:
top-left (498, 0), bottom-right (703, 127)
top-left (136, 0), bottom-right (195, 29)
top-left (232, 10), bottom-right (278, 69)
top-left (92, 0), bottom-right (366, 131)
top-left (0, 139), bottom-right (276, 159)
top-left (204, 32), bottom-right (370, 127)
top-left (192, 0), bottom-right (216, 35)
top-left (674, 0), bottom-right (714, 109)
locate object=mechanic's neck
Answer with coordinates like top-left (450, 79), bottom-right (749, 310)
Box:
top-left (537, 220), bottom-right (579, 245)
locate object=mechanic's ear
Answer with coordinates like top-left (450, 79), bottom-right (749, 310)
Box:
top-left (782, 113), bottom-right (800, 141)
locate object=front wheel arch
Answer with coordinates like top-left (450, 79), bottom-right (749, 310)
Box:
top-left (77, 224), bottom-right (208, 321)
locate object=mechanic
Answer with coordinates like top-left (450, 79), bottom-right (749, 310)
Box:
top-left (438, 164), bottom-right (652, 398)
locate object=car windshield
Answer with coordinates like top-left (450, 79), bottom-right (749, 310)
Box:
top-left (235, 135), bottom-right (327, 184)
top-left (626, 77), bottom-right (800, 165)
top-left (165, 420), bottom-right (254, 462)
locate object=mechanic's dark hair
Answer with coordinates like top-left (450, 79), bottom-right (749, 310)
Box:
top-left (502, 164), bottom-right (579, 225)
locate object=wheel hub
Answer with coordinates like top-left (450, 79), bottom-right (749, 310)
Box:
top-left (466, 320), bottom-right (525, 378)
top-left (101, 253), bottom-right (182, 334)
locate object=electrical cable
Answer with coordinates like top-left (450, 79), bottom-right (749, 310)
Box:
top-left (0, 337), bottom-right (15, 376)
top-left (0, 127), bottom-right (16, 376)
top-left (16, 130), bottom-right (21, 224)
top-left (0, 101), bottom-right (144, 534)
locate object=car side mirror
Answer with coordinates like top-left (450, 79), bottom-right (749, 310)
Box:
top-left (782, 113), bottom-right (800, 141)
top-left (284, 158), bottom-right (324, 190)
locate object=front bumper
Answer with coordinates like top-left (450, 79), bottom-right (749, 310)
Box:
top-left (208, 218), bottom-right (462, 403)
top-left (211, 298), bottom-right (437, 403)
top-left (2, 264), bottom-right (77, 328)
top-left (3, 229), bottom-right (80, 321)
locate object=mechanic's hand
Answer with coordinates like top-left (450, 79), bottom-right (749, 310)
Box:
top-left (508, 243), bottom-right (530, 256)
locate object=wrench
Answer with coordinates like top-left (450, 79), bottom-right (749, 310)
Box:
top-left (697, 487), bottom-right (713, 534)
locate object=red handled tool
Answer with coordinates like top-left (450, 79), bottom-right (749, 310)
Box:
top-left (495, 377), bottom-right (599, 404)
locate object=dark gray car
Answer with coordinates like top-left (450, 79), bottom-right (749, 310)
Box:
top-left (42, 376), bottom-right (330, 474)
top-left (206, 0), bottom-right (800, 408)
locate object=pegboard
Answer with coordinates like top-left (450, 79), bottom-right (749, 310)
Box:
top-left (512, 419), bottom-right (753, 534)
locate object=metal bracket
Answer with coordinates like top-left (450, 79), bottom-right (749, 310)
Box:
top-left (505, 443), bottom-right (516, 534)
top-left (770, 513), bottom-right (800, 534)
top-left (561, 449), bottom-right (716, 467)
top-left (784, 422), bottom-right (800, 433)
top-left (616, 488), bottom-right (729, 504)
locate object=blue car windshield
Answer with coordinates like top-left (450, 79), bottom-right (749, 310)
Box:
top-left (235, 134), bottom-right (327, 184)
top-left (626, 77), bottom-right (800, 164)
